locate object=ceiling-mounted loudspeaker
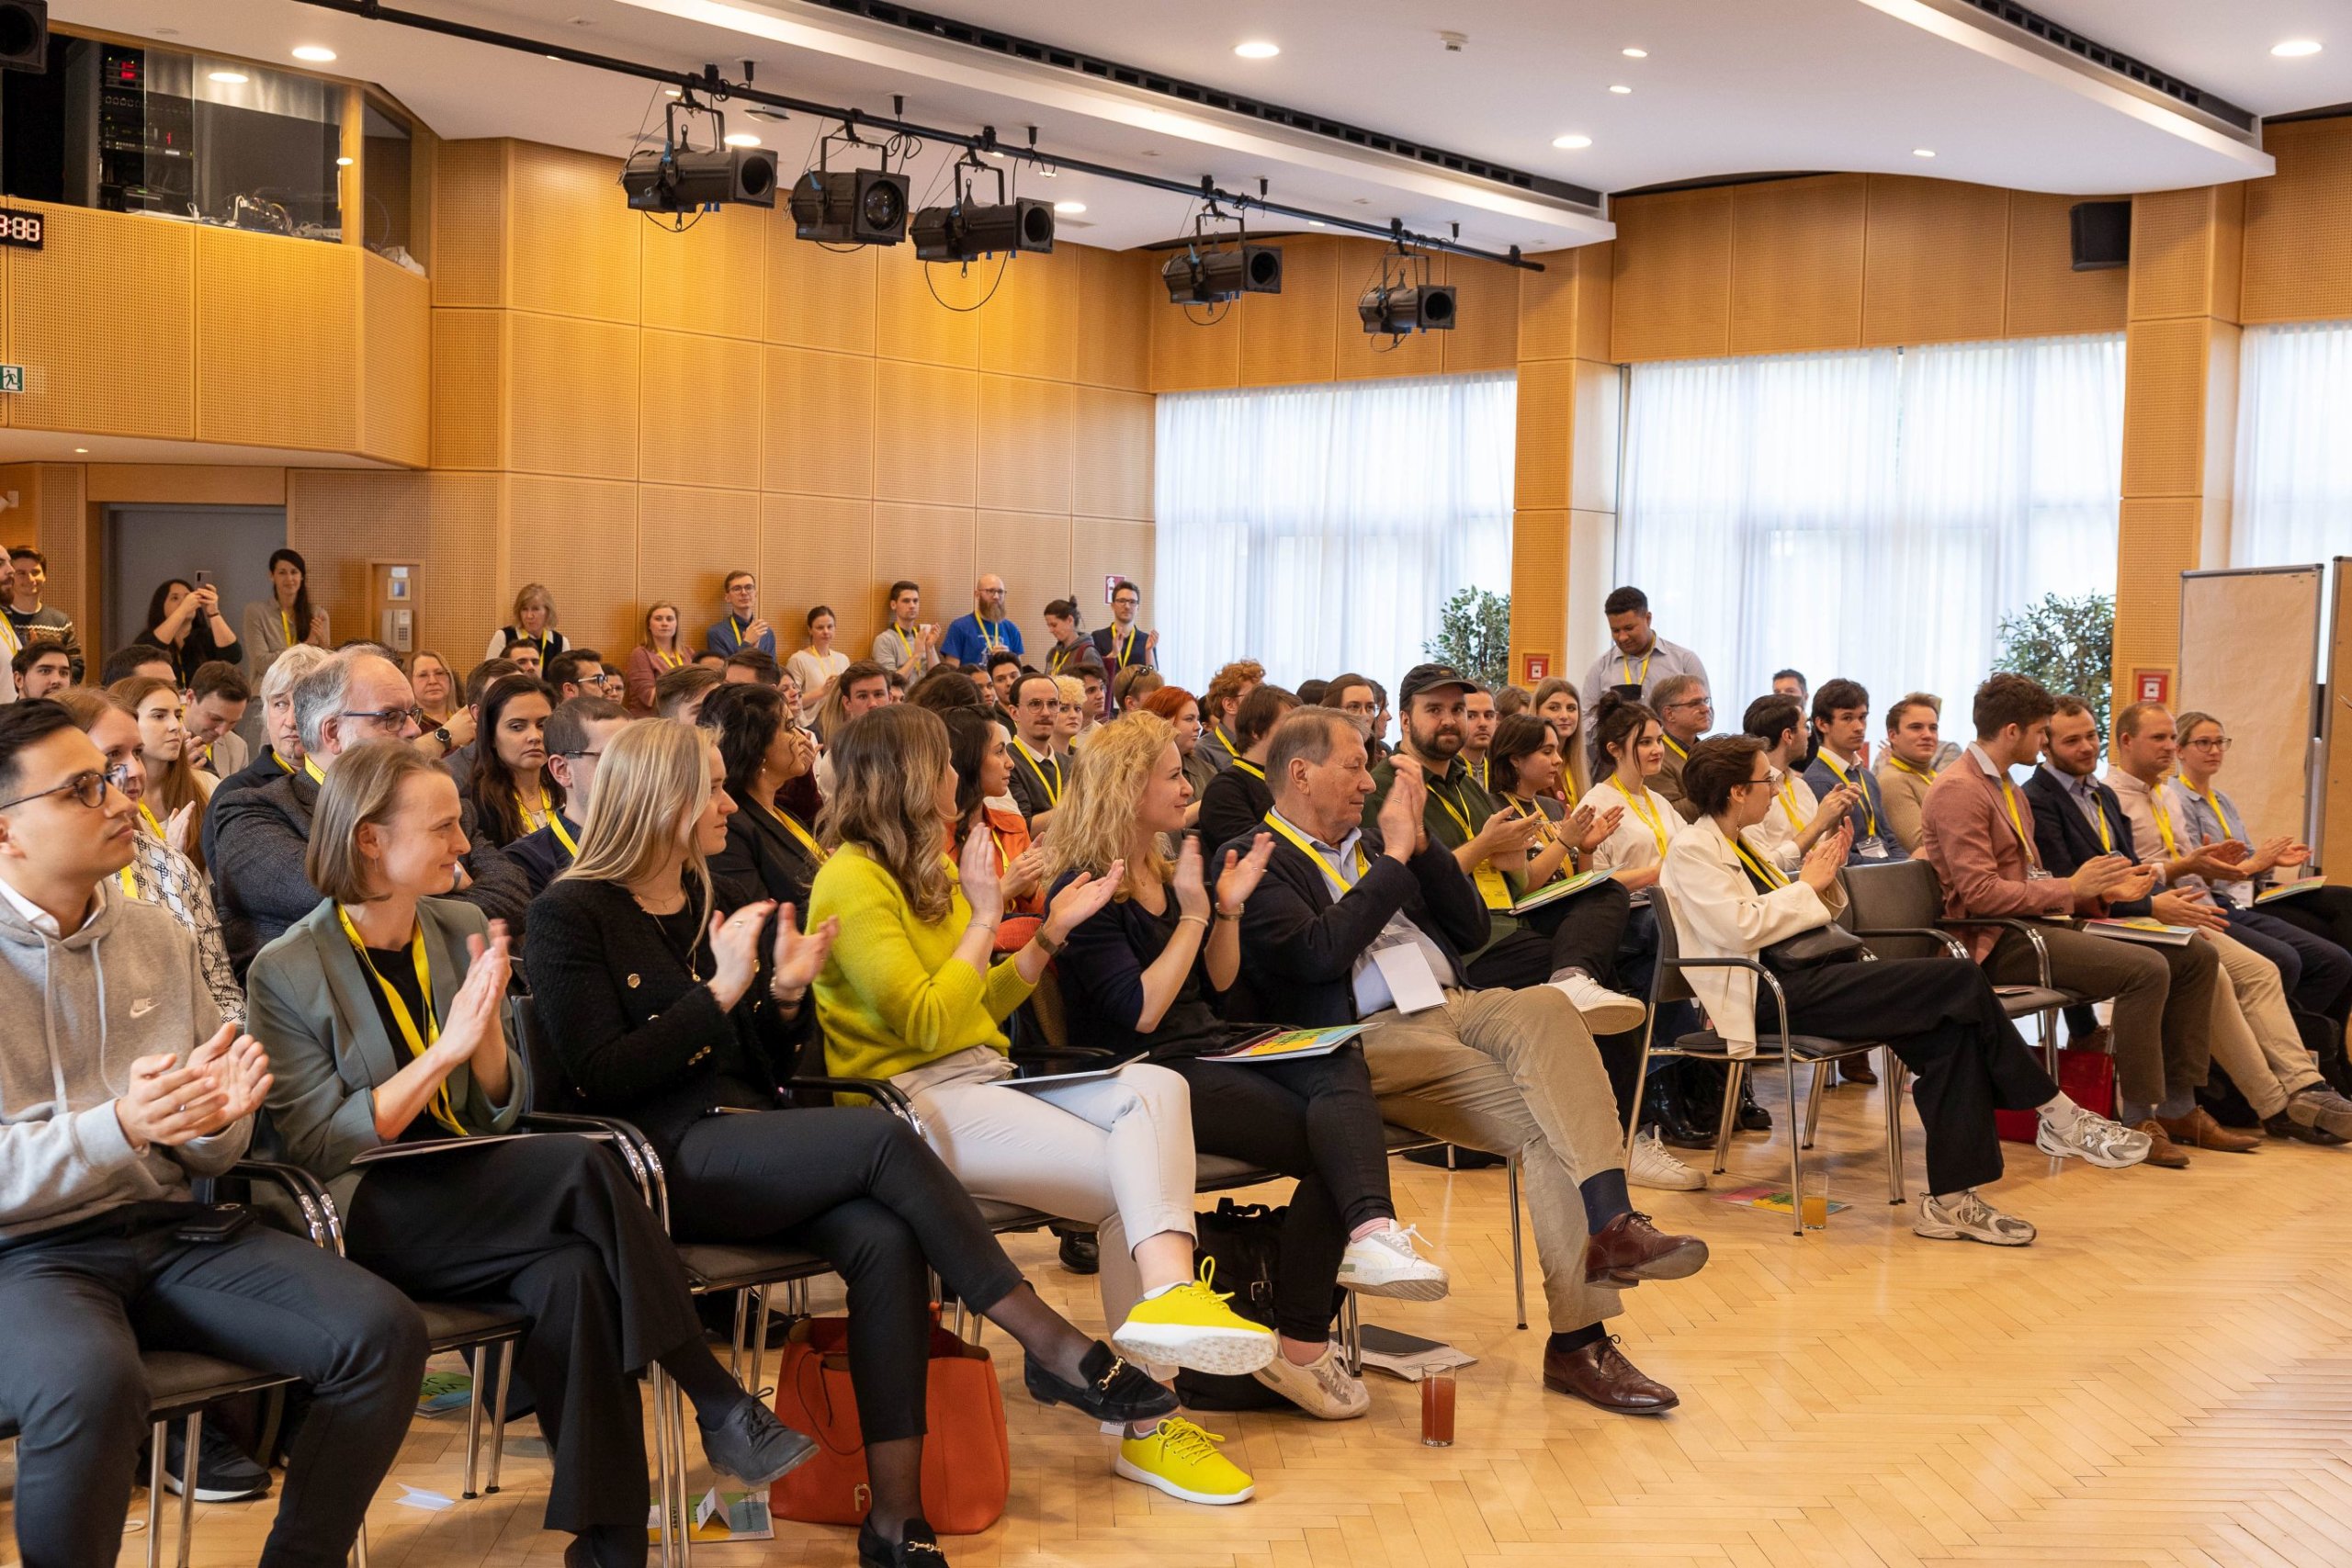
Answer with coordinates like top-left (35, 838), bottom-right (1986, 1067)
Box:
top-left (2070, 200), bottom-right (2130, 272)
top-left (0, 0), bottom-right (46, 73)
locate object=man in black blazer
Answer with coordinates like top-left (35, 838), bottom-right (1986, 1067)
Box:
top-left (1213, 706), bottom-right (1705, 1416)
top-left (211, 650), bottom-right (529, 976)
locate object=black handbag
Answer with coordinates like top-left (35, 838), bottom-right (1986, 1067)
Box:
top-left (1173, 1198), bottom-right (1343, 1411)
top-left (1758, 923), bottom-right (1865, 972)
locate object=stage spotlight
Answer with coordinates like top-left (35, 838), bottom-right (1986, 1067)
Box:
top-left (911, 196), bottom-right (1055, 261)
top-left (1161, 243), bottom-right (1283, 305)
top-left (790, 167), bottom-right (910, 244)
top-left (1358, 281), bottom-right (1454, 334)
top-left (623, 145), bottom-right (777, 212)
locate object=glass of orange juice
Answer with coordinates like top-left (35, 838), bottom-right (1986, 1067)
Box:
top-left (1799, 1165), bottom-right (1829, 1231)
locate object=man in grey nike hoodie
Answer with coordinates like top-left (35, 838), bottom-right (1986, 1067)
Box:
top-left (0, 701), bottom-right (424, 1567)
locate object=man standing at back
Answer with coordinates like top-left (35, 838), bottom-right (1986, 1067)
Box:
top-left (940, 574), bottom-right (1023, 668)
top-left (1091, 579), bottom-right (1157, 691)
top-left (706, 570), bottom-right (775, 660)
top-left (871, 580), bottom-right (941, 679)
top-left (1582, 586), bottom-right (1707, 709)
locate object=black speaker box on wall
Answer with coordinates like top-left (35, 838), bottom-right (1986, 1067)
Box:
top-left (2070, 200), bottom-right (2131, 272)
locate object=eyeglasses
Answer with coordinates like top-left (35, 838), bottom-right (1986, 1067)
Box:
top-left (343, 706), bottom-right (424, 729)
top-left (2182, 737), bottom-right (2232, 751)
top-left (1733, 774), bottom-right (1771, 793)
top-left (553, 748), bottom-right (605, 761)
top-left (1664, 697), bottom-right (1712, 713)
top-left (103, 761), bottom-right (137, 789)
top-left (0, 769), bottom-right (108, 812)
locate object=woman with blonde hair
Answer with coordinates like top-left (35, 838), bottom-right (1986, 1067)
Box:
top-left (1049, 714), bottom-right (1449, 1426)
top-left (406, 649), bottom-right (477, 763)
top-left (256, 738), bottom-right (820, 1568)
top-left (110, 675), bottom-right (214, 872)
top-left (1532, 676), bottom-right (1590, 798)
top-left (483, 581), bottom-right (568, 664)
top-left (623, 601), bottom-right (690, 716)
top-left (527, 719), bottom-right (1175, 1567)
top-left (809, 704), bottom-right (1277, 1508)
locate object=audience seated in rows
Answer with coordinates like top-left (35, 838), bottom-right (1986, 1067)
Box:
top-left (1874, 691), bottom-right (1943, 852)
top-left (1196, 682), bottom-right (1297, 848)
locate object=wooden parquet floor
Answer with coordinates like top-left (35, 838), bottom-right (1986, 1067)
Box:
top-left (36, 1072), bottom-right (2352, 1566)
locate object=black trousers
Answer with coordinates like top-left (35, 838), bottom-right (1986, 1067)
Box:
top-left (0, 1203), bottom-right (424, 1568)
top-left (2259, 885), bottom-right (2352, 964)
top-left (2227, 904), bottom-right (2352, 1025)
top-left (1165, 1048), bottom-right (1394, 1342)
top-left (345, 1135), bottom-right (703, 1535)
top-left (665, 1107), bottom-right (1027, 1446)
top-left (1464, 876), bottom-right (1634, 992)
top-left (1758, 957), bottom-right (2058, 1195)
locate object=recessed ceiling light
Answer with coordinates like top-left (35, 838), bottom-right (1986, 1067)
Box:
top-left (292, 45), bottom-right (336, 62)
top-left (722, 132), bottom-right (760, 147)
top-left (1053, 200), bottom-right (1086, 214)
top-left (2272, 39), bottom-right (2323, 57)
top-left (1306, 220), bottom-right (1326, 227)
top-left (1552, 133), bottom-right (1593, 150)
top-left (663, 86), bottom-right (682, 97)
top-left (208, 70), bottom-right (249, 85)
top-left (545, 54), bottom-right (560, 62)
top-left (1622, 47), bottom-right (1647, 58)
top-left (1608, 84), bottom-right (1632, 94)
top-left (1233, 40), bottom-right (1280, 59)
top-left (1913, 147), bottom-right (1936, 158)
top-left (74, 448), bottom-right (87, 455)
top-left (336, 155), bottom-right (354, 166)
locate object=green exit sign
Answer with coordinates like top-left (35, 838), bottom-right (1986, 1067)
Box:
top-left (0, 367), bottom-right (22, 393)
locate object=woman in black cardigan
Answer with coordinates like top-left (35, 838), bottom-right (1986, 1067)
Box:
top-left (523, 720), bottom-right (1174, 1568)
top-left (701, 682), bottom-right (822, 910)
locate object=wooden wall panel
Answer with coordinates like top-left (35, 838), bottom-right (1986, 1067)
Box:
top-left (1149, 286), bottom-right (1241, 392)
top-left (1072, 388), bottom-right (1153, 523)
top-left (1731, 175), bottom-right (1866, 355)
top-left (638, 329), bottom-right (762, 491)
top-left (638, 484), bottom-right (760, 648)
top-left (2129, 186), bottom-right (2223, 322)
top-left (761, 492), bottom-right (876, 653)
top-left (1442, 254), bottom-right (1521, 374)
top-left (763, 346), bottom-right (874, 499)
top-left (507, 143), bottom-right (639, 323)
top-left (872, 502), bottom-right (976, 616)
top-left (978, 509), bottom-right (1074, 650)
top-left (873, 361), bottom-right (977, 506)
top-left (766, 227), bottom-right (877, 355)
top-left (2243, 118), bottom-right (2352, 325)
top-left (1509, 507), bottom-right (1568, 684)
top-left (1514, 358), bottom-right (1576, 513)
top-left (193, 227), bottom-right (359, 452)
top-left (978, 375), bottom-right (1075, 516)
top-left (86, 467), bottom-right (284, 505)
top-left (876, 244), bottom-right (981, 367)
top-left (1075, 246), bottom-right (1151, 391)
top-left (431, 139), bottom-right (507, 310)
top-left (977, 245), bottom-right (1080, 384)
top-left (1336, 239), bottom-right (1444, 380)
top-left (2121, 316), bottom-right (2211, 498)
top-left (507, 474), bottom-right (641, 653)
top-left (639, 201), bottom-right (765, 342)
top-left (286, 470), bottom-right (501, 660)
top-left (506, 312), bottom-right (638, 480)
top-left (1860, 177), bottom-right (2008, 347)
top-left (1069, 519), bottom-right (1155, 634)
top-left (1238, 238), bottom-right (1338, 387)
top-left (2005, 191), bottom-right (2127, 337)
top-left (432, 310), bottom-right (506, 470)
top-left (2112, 494), bottom-right (2200, 676)
top-left (361, 256), bottom-right (431, 468)
top-left (8, 205), bottom-right (192, 440)
top-left (1611, 186), bottom-right (1732, 361)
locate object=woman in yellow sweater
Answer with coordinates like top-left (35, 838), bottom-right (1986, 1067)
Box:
top-left (810, 704), bottom-right (1275, 1506)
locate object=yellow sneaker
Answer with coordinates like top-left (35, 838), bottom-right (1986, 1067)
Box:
top-left (1114, 1416), bottom-right (1255, 1506)
top-left (1110, 1260), bottom-right (1276, 1375)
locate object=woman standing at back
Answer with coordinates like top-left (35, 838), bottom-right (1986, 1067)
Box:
top-left (242, 547), bottom-right (329, 677)
top-left (483, 582), bottom-right (570, 665)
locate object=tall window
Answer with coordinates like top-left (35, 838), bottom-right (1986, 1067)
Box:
top-left (1617, 333), bottom-right (2123, 714)
top-left (1153, 372), bottom-right (1514, 691)
top-left (2233, 319), bottom-right (2352, 570)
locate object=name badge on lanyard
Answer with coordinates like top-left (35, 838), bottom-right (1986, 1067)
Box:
top-left (1372, 941), bottom-right (1446, 1015)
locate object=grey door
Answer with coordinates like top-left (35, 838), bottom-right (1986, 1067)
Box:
top-left (104, 503), bottom-right (287, 660)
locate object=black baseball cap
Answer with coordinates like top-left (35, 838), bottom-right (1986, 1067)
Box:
top-left (1397, 663), bottom-right (1479, 705)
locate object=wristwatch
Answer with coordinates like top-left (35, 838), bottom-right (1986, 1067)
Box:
top-left (433, 726), bottom-right (452, 749)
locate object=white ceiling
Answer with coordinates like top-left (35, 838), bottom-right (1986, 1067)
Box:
top-left (55, 0), bottom-right (2332, 254)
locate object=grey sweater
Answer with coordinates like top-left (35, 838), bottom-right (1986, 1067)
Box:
top-left (0, 880), bottom-right (243, 1243)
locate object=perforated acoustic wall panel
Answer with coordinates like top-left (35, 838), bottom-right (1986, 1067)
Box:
top-left (194, 226), bottom-right (361, 453)
top-left (978, 243), bottom-right (1080, 384)
top-left (877, 243), bottom-right (983, 369)
top-left (1512, 243), bottom-right (1617, 693)
top-left (978, 375), bottom-right (1076, 516)
top-left (2005, 191), bottom-right (2128, 338)
top-left (285, 470), bottom-right (501, 659)
top-left (639, 199), bottom-right (766, 342)
top-left (639, 329), bottom-right (762, 491)
top-left (640, 482), bottom-right (761, 637)
top-left (1610, 186), bottom-right (1734, 363)
top-left (1074, 248), bottom-right (1152, 392)
top-left (1731, 175), bottom-right (1867, 356)
top-left (763, 346), bottom-right (876, 499)
top-left (431, 310), bottom-right (507, 471)
top-left (431, 139), bottom-right (508, 309)
top-left (1238, 237), bottom-right (1339, 387)
top-left (1069, 518), bottom-right (1154, 630)
top-left (508, 474), bottom-right (641, 653)
top-left (1860, 176), bottom-right (2010, 348)
top-left (767, 234), bottom-right (877, 356)
top-left (508, 143), bottom-right (639, 323)
top-left (361, 255), bottom-right (432, 468)
top-left (505, 311), bottom-right (639, 481)
top-left (874, 360), bottom-right (979, 507)
top-left (1071, 388), bottom-right (1153, 523)
top-left (8, 206), bottom-right (192, 440)
top-left (978, 509), bottom-right (1076, 656)
top-left (762, 492), bottom-right (875, 652)
top-left (1442, 254), bottom-right (1521, 374)
top-left (2243, 118), bottom-right (2352, 325)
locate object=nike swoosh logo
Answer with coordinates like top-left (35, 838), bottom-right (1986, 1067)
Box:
top-left (129, 999), bottom-right (156, 1018)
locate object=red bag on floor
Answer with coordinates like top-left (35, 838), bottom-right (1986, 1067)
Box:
top-left (1995, 1046), bottom-right (2116, 1145)
top-left (768, 1314), bottom-right (1010, 1534)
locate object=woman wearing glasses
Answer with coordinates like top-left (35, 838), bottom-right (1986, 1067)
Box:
top-left (1656, 735), bottom-right (2150, 1247)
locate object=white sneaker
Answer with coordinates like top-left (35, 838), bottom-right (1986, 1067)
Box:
top-left (2034, 1108), bottom-right (2152, 1168)
top-left (1550, 972), bottom-right (1647, 1034)
top-left (1914, 1189), bottom-right (2036, 1247)
top-left (1250, 1342), bottom-right (1370, 1420)
top-left (1336, 1224), bottom-right (1450, 1301)
top-left (1628, 1129), bottom-right (1705, 1191)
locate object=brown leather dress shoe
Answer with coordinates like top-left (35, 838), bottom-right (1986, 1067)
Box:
top-left (2156, 1106), bottom-right (2263, 1153)
top-left (1544, 1336), bottom-right (1679, 1414)
top-left (1584, 1212), bottom-right (1709, 1287)
top-left (1839, 1055), bottom-right (1879, 1086)
top-left (2132, 1119), bottom-right (2192, 1168)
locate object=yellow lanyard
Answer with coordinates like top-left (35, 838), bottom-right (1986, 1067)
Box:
top-left (1815, 754), bottom-right (1879, 836)
top-left (548, 813), bottom-right (580, 857)
top-left (1889, 755), bottom-right (1936, 784)
top-left (2149, 786), bottom-right (2179, 858)
top-left (892, 624), bottom-right (916, 661)
top-left (1733, 839), bottom-right (1790, 889)
top-left (769, 801), bottom-right (827, 863)
top-left (1611, 777), bottom-right (1672, 860)
top-left (138, 801), bottom-right (164, 840)
top-left (1050, 643), bottom-right (1082, 673)
top-left (279, 608), bottom-right (294, 648)
top-left (1774, 773), bottom-right (1804, 829)
top-left (2190, 783), bottom-right (2233, 841)
top-left (1231, 758), bottom-right (1265, 780)
top-left (978, 617), bottom-right (1009, 651)
top-left (1213, 726), bottom-right (1238, 759)
top-left (515, 630), bottom-right (547, 660)
top-left (655, 647), bottom-right (686, 671)
top-left (336, 908), bottom-right (466, 1137)
top-left (1013, 739), bottom-right (1063, 806)
top-left (271, 750), bottom-right (295, 774)
top-left (1663, 733), bottom-right (1690, 763)
top-left (117, 863), bottom-right (138, 898)
top-left (1996, 775), bottom-right (2040, 867)
top-left (1618, 649), bottom-right (1652, 687)
top-left (516, 781), bottom-right (553, 833)
top-left (2076, 784), bottom-right (2113, 852)
top-left (1429, 772), bottom-right (1511, 909)
top-left (1114, 625), bottom-right (1138, 667)
top-left (0, 615), bottom-right (19, 658)
top-left (1261, 812), bottom-right (1368, 891)
top-left (303, 755), bottom-right (327, 786)
top-left (731, 615), bottom-right (756, 645)
top-left (1467, 756), bottom-right (1488, 792)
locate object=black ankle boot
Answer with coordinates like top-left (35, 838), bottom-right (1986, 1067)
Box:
top-left (1679, 1061), bottom-right (1728, 1145)
top-left (1736, 1076), bottom-right (1771, 1133)
top-left (1645, 1070), bottom-right (1713, 1150)
top-left (859, 1516), bottom-right (948, 1567)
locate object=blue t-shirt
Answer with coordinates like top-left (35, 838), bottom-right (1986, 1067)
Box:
top-left (705, 615), bottom-right (776, 659)
top-left (942, 613), bottom-right (1023, 666)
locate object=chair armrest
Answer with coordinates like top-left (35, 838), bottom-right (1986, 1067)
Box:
top-left (1846, 922), bottom-right (1972, 962)
top-left (1936, 916), bottom-right (2055, 987)
top-left (785, 1075), bottom-right (925, 1138)
top-left (521, 1112), bottom-right (663, 1213)
top-left (1009, 1043), bottom-right (1116, 1065)
top-left (1658, 956), bottom-right (1794, 1053)
top-left (230, 1158), bottom-right (345, 1254)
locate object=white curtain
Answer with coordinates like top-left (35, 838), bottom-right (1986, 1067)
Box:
top-left (1617, 333), bottom-right (2122, 715)
top-left (2233, 319), bottom-right (2352, 570)
top-left (1153, 372), bottom-right (1515, 693)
